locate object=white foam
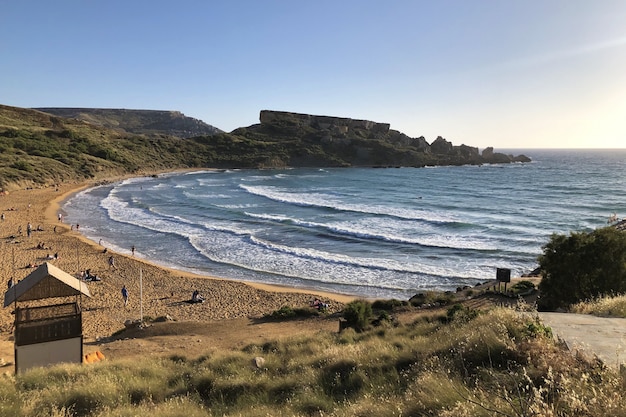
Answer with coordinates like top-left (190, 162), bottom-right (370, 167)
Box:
top-left (239, 184), bottom-right (456, 223)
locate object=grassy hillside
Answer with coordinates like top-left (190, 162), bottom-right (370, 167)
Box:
top-left (0, 105), bottom-right (205, 189)
top-left (34, 108), bottom-right (222, 138)
top-left (3, 306), bottom-right (622, 416)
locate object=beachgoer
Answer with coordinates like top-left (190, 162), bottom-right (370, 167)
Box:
top-left (131, 245), bottom-right (135, 256)
top-left (191, 290), bottom-right (205, 303)
top-left (27, 223), bottom-right (32, 238)
top-left (108, 256), bottom-right (116, 270)
top-left (58, 213), bottom-right (62, 222)
top-left (311, 298), bottom-right (329, 311)
top-left (1, 213), bottom-right (4, 221)
top-left (121, 285), bottom-right (129, 306)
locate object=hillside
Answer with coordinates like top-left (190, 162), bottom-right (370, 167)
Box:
top-left (0, 105), bottom-right (208, 190)
top-left (0, 105), bottom-right (530, 190)
top-left (34, 107), bottom-right (222, 138)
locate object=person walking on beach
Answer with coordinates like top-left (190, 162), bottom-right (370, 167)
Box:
top-left (108, 255), bottom-right (116, 270)
top-left (121, 285), bottom-right (129, 306)
top-left (131, 245), bottom-right (135, 256)
top-left (27, 223), bottom-right (32, 238)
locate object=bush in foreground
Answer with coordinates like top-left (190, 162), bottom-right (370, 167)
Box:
top-left (342, 299), bottom-right (373, 332)
top-left (538, 227), bottom-right (626, 311)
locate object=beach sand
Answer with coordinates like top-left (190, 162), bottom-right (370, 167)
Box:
top-left (0, 180), bottom-right (356, 345)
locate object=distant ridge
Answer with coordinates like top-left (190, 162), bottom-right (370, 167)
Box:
top-left (34, 107), bottom-right (222, 139)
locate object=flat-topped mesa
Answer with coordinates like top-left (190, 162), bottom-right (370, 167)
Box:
top-left (260, 110), bottom-right (391, 134)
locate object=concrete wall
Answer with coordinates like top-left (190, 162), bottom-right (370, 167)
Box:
top-left (15, 337), bottom-right (83, 374)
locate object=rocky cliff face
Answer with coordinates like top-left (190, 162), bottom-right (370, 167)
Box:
top-left (34, 108), bottom-right (222, 139)
top-left (254, 110), bottom-right (530, 167)
top-left (259, 110), bottom-right (391, 134)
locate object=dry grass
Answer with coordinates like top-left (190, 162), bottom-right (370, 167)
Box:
top-left (3, 306), bottom-right (625, 416)
top-left (571, 294), bottom-right (626, 317)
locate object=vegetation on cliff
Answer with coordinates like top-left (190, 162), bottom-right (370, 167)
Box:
top-left (0, 105), bottom-right (530, 190)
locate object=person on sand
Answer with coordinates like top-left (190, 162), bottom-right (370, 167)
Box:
top-left (121, 285), bottom-right (129, 306)
top-left (108, 255), bottom-right (116, 270)
top-left (131, 245), bottom-right (135, 256)
top-left (311, 298), bottom-right (329, 311)
top-left (191, 289), bottom-right (205, 303)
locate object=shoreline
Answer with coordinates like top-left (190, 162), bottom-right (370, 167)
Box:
top-left (48, 177), bottom-right (358, 304)
top-left (1, 175), bottom-right (357, 340)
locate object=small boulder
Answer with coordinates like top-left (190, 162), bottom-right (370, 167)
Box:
top-left (252, 356), bottom-right (266, 369)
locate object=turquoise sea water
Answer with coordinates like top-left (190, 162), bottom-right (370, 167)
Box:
top-left (63, 149), bottom-right (626, 299)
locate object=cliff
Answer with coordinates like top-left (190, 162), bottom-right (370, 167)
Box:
top-left (226, 110), bottom-right (530, 168)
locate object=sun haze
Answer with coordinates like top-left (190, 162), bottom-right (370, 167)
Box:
top-left (1, 1), bottom-right (625, 149)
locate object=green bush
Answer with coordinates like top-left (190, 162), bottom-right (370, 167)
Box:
top-left (538, 227), bottom-right (626, 310)
top-left (443, 303), bottom-right (479, 323)
top-left (343, 299), bottom-right (373, 332)
top-left (372, 298), bottom-right (407, 310)
top-left (511, 280), bottom-right (536, 292)
top-left (409, 291), bottom-right (455, 307)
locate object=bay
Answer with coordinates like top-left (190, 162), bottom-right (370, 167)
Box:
top-left (62, 149), bottom-right (626, 300)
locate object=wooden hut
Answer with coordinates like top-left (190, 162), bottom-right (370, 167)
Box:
top-left (3, 262), bottom-right (91, 373)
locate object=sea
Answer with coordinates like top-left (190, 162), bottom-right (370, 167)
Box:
top-left (62, 149), bottom-right (626, 300)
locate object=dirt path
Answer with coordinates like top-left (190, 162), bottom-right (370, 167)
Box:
top-left (539, 312), bottom-right (626, 369)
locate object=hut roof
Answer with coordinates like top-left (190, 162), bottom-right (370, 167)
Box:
top-left (4, 262), bottom-right (91, 307)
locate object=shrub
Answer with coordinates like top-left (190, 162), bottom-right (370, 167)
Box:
top-left (443, 303), bottom-right (479, 323)
top-left (511, 280), bottom-right (536, 292)
top-left (538, 227), bottom-right (626, 310)
top-left (409, 291), bottom-right (455, 307)
top-left (372, 298), bottom-right (407, 310)
top-left (343, 300), bottom-right (373, 332)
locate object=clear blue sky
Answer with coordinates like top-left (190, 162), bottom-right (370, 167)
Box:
top-left (2, 1), bottom-right (625, 149)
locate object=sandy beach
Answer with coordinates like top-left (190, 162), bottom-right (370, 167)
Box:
top-left (0, 179), bottom-right (356, 343)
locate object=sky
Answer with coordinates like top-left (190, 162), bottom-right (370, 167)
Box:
top-left (2, 1), bottom-right (625, 149)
